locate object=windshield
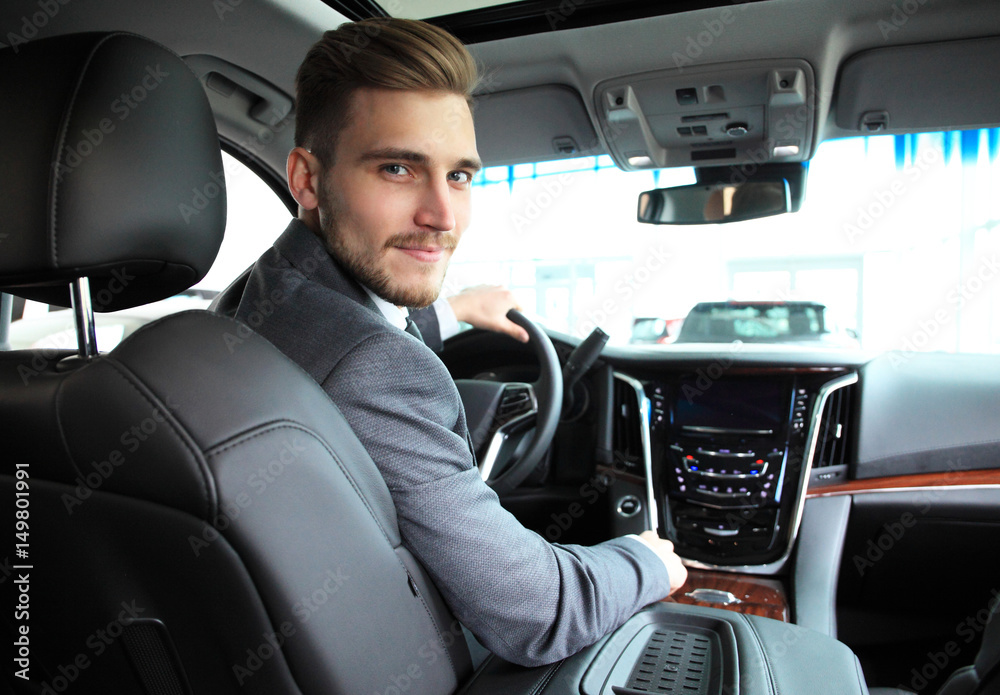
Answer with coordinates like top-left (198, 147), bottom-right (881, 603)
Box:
top-left (446, 129), bottom-right (1000, 354)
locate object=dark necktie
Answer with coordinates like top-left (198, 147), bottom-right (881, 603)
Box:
top-left (404, 317), bottom-right (423, 342)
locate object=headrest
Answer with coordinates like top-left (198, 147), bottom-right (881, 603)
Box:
top-left (0, 32), bottom-right (226, 311)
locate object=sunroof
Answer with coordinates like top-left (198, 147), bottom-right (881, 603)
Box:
top-left (322, 0), bottom-right (768, 43)
top-left (393, 0), bottom-right (521, 19)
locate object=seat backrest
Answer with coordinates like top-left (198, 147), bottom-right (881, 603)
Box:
top-left (0, 32), bottom-right (470, 695)
top-left (937, 600), bottom-right (1000, 695)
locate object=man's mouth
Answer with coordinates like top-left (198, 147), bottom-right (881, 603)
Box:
top-left (388, 231), bottom-right (457, 264)
top-left (394, 245), bottom-right (447, 263)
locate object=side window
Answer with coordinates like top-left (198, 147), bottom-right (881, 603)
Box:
top-left (196, 151), bottom-right (292, 292)
top-left (7, 151), bottom-right (290, 351)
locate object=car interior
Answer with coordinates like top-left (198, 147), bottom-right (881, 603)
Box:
top-left (1, 0), bottom-right (999, 694)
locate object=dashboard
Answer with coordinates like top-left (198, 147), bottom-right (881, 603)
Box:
top-left (438, 325), bottom-right (1000, 690)
top-left (440, 329), bottom-right (1000, 575)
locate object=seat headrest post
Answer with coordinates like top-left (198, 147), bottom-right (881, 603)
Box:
top-left (0, 293), bottom-right (11, 350)
top-left (70, 277), bottom-right (98, 358)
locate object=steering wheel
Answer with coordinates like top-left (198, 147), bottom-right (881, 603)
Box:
top-left (454, 309), bottom-right (562, 495)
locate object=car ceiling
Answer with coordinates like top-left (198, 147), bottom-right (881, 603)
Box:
top-left (2, 0), bottom-right (999, 178)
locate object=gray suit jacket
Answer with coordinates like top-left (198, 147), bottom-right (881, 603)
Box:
top-left (231, 219), bottom-right (671, 666)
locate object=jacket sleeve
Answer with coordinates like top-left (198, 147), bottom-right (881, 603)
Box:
top-left (320, 330), bottom-right (672, 666)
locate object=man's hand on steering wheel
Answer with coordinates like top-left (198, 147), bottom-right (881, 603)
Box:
top-left (447, 285), bottom-right (530, 343)
top-left (453, 309), bottom-right (562, 495)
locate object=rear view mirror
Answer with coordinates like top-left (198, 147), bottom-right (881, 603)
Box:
top-left (637, 180), bottom-right (791, 225)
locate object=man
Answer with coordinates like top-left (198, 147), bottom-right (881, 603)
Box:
top-left (224, 17), bottom-right (686, 667)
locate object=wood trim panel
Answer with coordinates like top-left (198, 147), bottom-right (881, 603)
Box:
top-left (806, 468), bottom-right (1000, 498)
top-left (660, 569), bottom-right (788, 622)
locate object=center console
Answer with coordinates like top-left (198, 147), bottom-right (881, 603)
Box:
top-left (630, 370), bottom-right (856, 570)
top-left (462, 602), bottom-right (869, 695)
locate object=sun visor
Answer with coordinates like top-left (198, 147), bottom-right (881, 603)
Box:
top-left (594, 60), bottom-right (815, 172)
top-left (473, 85), bottom-right (601, 165)
top-left (836, 36), bottom-right (1000, 134)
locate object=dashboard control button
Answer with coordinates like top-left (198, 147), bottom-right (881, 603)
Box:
top-left (616, 495), bottom-right (642, 518)
top-left (703, 527), bottom-right (739, 537)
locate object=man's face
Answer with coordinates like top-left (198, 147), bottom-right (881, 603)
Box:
top-left (316, 87), bottom-right (481, 308)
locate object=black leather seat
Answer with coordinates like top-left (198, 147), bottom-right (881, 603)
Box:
top-left (0, 32), bottom-right (470, 694)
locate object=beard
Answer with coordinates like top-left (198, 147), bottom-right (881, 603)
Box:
top-left (317, 189), bottom-right (458, 308)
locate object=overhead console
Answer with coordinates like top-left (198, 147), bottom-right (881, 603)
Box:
top-left (594, 59), bottom-right (815, 171)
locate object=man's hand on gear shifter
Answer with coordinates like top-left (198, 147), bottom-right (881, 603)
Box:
top-left (639, 530), bottom-right (688, 595)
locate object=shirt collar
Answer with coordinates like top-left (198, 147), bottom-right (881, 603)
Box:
top-left (361, 285), bottom-right (409, 331)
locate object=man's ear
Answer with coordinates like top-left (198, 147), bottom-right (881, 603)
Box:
top-left (287, 147), bottom-right (322, 210)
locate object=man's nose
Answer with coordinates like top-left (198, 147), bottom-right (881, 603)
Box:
top-left (414, 178), bottom-right (456, 232)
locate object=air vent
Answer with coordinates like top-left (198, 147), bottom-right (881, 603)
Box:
top-left (497, 384), bottom-right (533, 424)
top-left (613, 378), bottom-right (643, 473)
top-left (813, 383), bottom-right (854, 469)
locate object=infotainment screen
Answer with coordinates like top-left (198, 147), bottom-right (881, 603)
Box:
top-left (673, 378), bottom-right (790, 432)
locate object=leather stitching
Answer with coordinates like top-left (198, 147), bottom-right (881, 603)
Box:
top-left (103, 359), bottom-right (217, 520)
top-left (48, 33), bottom-right (118, 265)
top-left (738, 614), bottom-right (777, 695)
top-left (530, 659), bottom-right (564, 694)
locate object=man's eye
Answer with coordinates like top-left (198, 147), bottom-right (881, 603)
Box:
top-left (383, 164), bottom-right (408, 176)
top-left (449, 171), bottom-right (472, 184)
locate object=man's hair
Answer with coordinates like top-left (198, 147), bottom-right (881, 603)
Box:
top-left (294, 18), bottom-right (479, 165)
